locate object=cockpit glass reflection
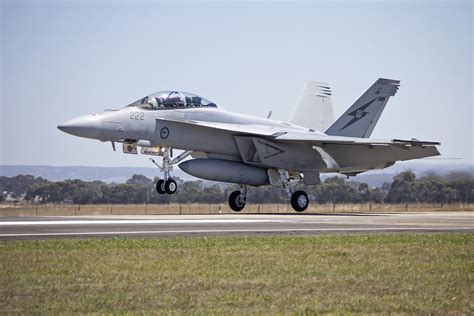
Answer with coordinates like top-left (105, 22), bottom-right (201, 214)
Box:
top-left (127, 91), bottom-right (218, 110)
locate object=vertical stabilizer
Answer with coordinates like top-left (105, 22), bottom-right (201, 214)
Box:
top-left (289, 81), bottom-right (334, 132)
top-left (325, 78), bottom-right (400, 138)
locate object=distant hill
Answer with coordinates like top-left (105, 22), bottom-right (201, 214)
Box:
top-left (346, 162), bottom-right (473, 187)
top-left (1, 163), bottom-right (472, 187)
top-left (0, 165), bottom-right (193, 183)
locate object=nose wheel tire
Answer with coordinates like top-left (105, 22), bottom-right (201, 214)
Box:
top-left (291, 190), bottom-right (309, 212)
top-left (156, 179), bottom-right (177, 195)
top-left (156, 179), bottom-right (166, 194)
top-left (229, 190), bottom-right (246, 212)
top-left (165, 179), bottom-right (177, 194)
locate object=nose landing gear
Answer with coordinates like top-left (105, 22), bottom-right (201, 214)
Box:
top-left (156, 179), bottom-right (166, 194)
top-left (164, 178), bottom-right (177, 194)
top-left (150, 148), bottom-right (192, 195)
top-left (156, 178), bottom-right (177, 194)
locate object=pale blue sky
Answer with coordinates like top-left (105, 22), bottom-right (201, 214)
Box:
top-left (1, 0), bottom-right (472, 167)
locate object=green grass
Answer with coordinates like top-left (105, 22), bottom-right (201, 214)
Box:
top-left (1, 234), bottom-right (473, 314)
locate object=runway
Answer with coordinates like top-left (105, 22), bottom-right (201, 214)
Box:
top-left (0, 212), bottom-right (472, 240)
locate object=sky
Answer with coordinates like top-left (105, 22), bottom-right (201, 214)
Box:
top-left (1, 0), bottom-right (472, 168)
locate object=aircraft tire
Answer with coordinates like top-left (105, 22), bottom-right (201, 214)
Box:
top-left (229, 190), bottom-right (245, 212)
top-left (291, 190), bottom-right (309, 212)
top-left (156, 179), bottom-right (166, 194)
top-left (165, 179), bottom-right (177, 194)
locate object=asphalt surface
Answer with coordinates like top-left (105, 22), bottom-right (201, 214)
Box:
top-left (0, 212), bottom-right (473, 240)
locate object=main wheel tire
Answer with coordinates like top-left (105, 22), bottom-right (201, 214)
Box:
top-left (291, 190), bottom-right (309, 212)
top-left (165, 179), bottom-right (177, 194)
top-left (228, 190), bottom-right (245, 212)
top-left (156, 179), bottom-right (166, 194)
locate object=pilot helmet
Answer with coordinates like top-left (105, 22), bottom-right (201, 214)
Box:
top-left (146, 96), bottom-right (158, 109)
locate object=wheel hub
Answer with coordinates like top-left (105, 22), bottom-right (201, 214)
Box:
top-left (298, 195), bottom-right (307, 207)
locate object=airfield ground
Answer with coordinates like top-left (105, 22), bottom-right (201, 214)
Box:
top-left (1, 234), bottom-right (472, 314)
top-left (1, 203), bottom-right (472, 216)
top-left (0, 212), bottom-right (472, 239)
top-left (1, 210), bottom-right (472, 313)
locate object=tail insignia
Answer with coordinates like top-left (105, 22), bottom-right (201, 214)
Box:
top-left (339, 98), bottom-right (376, 131)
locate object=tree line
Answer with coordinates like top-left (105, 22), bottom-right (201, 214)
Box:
top-left (0, 171), bottom-right (472, 205)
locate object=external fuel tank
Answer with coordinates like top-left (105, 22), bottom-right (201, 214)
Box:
top-left (179, 159), bottom-right (269, 187)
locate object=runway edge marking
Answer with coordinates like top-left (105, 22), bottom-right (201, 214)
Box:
top-left (0, 219), bottom-right (280, 226)
top-left (1, 227), bottom-right (473, 238)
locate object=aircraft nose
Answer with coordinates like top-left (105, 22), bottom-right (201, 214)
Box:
top-left (58, 114), bottom-right (102, 139)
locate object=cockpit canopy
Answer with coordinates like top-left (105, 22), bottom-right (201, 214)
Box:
top-left (127, 91), bottom-right (218, 110)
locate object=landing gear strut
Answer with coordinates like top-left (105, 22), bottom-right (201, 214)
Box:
top-left (228, 185), bottom-right (247, 212)
top-left (278, 169), bottom-right (309, 212)
top-left (150, 148), bottom-right (192, 195)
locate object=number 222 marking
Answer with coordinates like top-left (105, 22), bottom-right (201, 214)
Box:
top-left (130, 112), bottom-right (144, 120)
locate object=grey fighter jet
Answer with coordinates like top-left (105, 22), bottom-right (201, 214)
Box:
top-left (58, 78), bottom-right (440, 212)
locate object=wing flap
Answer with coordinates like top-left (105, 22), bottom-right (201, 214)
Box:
top-left (274, 131), bottom-right (440, 147)
top-left (392, 138), bottom-right (441, 146)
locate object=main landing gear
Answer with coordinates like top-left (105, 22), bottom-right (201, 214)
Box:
top-left (150, 148), bottom-right (192, 195)
top-left (228, 185), bottom-right (247, 212)
top-left (228, 169), bottom-right (309, 213)
top-left (277, 169), bottom-right (309, 212)
top-left (290, 191), bottom-right (309, 212)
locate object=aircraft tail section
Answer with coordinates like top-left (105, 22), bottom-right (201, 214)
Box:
top-left (325, 78), bottom-right (400, 138)
top-left (289, 81), bottom-right (334, 132)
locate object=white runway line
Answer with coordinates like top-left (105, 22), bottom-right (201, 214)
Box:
top-left (0, 219), bottom-right (279, 226)
top-left (0, 227), bottom-right (472, 238)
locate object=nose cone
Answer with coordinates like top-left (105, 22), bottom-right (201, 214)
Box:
top-left (58, 114), bottom-right (102, 139)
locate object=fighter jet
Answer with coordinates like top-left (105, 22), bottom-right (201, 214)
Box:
top-left (58, 78), bottom-right (440, 212)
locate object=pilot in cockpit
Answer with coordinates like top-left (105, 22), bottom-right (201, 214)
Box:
top-left (127, 91), bottom-right (218, 110)
top-left (192, 96), bottom-right (202, 107)
top-left (185, 96), bottom-right (193, 107)
top-left (155, 97), bottom-right (163, 109)
top-left (166, 91), bottom-right (184, 108)
top-left (144, 96), bottom-right (158, 109)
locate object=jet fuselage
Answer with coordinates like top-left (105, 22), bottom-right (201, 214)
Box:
top-left (58, 81), bottom-right (440, 212)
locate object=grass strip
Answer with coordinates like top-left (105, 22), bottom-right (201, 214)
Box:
top-left (1, 234), bottom-right (473, 314)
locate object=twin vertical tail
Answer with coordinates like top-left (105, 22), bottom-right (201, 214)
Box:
top-left (325, 78), bottom-right (400, 138)
top-left (289, 81), bottom-right (335, 132)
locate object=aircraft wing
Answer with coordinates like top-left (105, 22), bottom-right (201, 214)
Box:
top-left (156, 117), bottom-right (440, 173)
top-left (156, 118), bottom-right (291, 136)
top-left (274, 131), bottom-right (441, 147)
top-left (270, 131), bottom-right (441, 171)
top-left (157, 117), bottom-right (440, 147)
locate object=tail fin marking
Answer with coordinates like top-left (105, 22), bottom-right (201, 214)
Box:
top-left (325, 78), bottom-right (400, 138)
